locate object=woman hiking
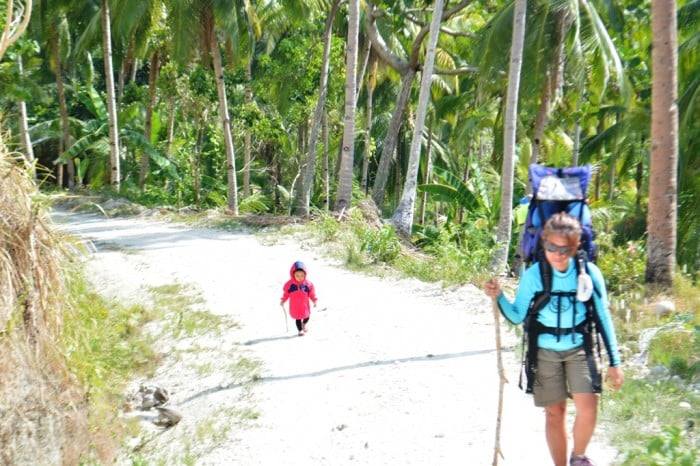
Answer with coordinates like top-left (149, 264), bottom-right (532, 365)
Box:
top-left (484, 212), bottom-right (624, 466)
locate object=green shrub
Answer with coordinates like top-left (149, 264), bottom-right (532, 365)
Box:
top-left (239, 193), bottom-right (272, 214)
top-left (360, 225), bottom-right (401, 264)
top-left (603, 378), bottom-right (700, 465)
top-left (596, 232), bottom-right (646, 296)
top-left (311, 211), bottom-right (340, 242)
top-left (621, 425), bottom-right (697, 466)
top-left (648, 321), bottom-right (699, 381)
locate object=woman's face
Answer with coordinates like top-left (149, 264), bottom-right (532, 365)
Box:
top-left (542, 234), bottom-right (577, 272)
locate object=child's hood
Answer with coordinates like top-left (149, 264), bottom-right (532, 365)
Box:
top-left (289, 261), bottom-right (308, 280)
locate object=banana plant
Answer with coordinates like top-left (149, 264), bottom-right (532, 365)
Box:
top-left (417, 161), bottom-right (492, 224)
top-left (55, 77), bottom-right (176, 188)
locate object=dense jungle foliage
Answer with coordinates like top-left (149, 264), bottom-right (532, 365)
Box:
top-left (0, 0), bottom-right (697, 276)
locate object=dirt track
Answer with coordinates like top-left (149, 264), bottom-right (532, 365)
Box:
top-left (52, 210), bottom-right (619, 465)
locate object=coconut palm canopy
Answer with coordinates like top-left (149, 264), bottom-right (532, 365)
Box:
top-left (1, 1), bottom-right (696, 271)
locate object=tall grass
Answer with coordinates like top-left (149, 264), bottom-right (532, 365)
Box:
top-left (1, 148), bottom-right (90, 464)
top-left (58, 268), bottom-right (160, 461)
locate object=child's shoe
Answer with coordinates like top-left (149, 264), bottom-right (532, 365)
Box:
top-left (298, 331), bottom-right (304, 336)
top-left (570, 455), bottom-right (595, 466)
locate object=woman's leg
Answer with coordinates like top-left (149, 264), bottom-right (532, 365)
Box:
top-left (302, 317), bottom-right (309, 332)
top-left (565, 347), bottom-right (600, 459)
top-left (545, 400), bottom-right (568, 466)
top-left (295, 319), bottom-right (303, 331)
top-left (535, 349), bottom-right (570, 465)
top-left (570, 393), bottom-right (598, 457)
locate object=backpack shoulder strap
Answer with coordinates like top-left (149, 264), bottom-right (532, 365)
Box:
top-left (530, 256), bottom-right (552, 314)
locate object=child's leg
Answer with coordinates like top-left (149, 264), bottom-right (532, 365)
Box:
top-left (302, 317), bottom-right (309, 332)
top-left (295, 319), bottom-right (303, 331)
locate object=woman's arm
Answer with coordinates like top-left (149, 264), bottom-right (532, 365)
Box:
top-left (589, 264), bottom-right (622, 367)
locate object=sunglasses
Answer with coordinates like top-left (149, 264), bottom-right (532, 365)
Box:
top-left (543, 242), bottom-right (572, 255)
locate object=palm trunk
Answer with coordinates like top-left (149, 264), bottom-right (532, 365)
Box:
top-left (17, 55), bottom-right (35, 179)
top-left (530, 75), bottom-right (551, 167)
top-left (362, 54), bottom-right (376, 195)
top-left (646, 0), bottom-right (678, 287)
top-left (102, 0), bottom-right (121, 189)
top-left (572, 98), bottom-right (582, 166)
top-left (490, 0), bottom-right (527, 275)
top-left (322, 112), bottom-right (330, 210)
top-left (371, 68), bottom-right (416, 208)
top-left (243, 62), bottom-right (252, 197)
top-left (166, 94), bottom-right (176, 157)
top-left (193, 126), bottom-right (203, 209)
top-left (140, 50), bottom-right (160, 189)
top-left (51, 24), bottom-right (75, 190)
top-left (295, 0), bottom-right (341, 216)
top-left (419, 115), bottom-right (434, 226)
top-left (391, 0), bottom-right (445, 238)
top-left (335, 0), bottom-right (360, 213)
top-left (208, 20), bottom-right (238, 214)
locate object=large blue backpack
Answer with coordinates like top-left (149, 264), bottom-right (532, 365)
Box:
top-left (520, 163), bottom-right (596, 267)
top-left (517, 164), bottom-right (602, 394)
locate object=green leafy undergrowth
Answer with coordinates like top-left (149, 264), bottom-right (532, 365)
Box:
top-left (603, 378), bottom-right (699, 465)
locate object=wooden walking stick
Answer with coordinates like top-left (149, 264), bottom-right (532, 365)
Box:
top-left (492, 296), bottom-right (508, 465)
top-left (280, 302), bottom-right (289, 333)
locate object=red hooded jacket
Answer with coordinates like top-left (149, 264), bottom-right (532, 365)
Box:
top-left (281, 261), bottom-right (317, 319)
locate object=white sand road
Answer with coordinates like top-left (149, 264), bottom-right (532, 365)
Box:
top-left (52, 210), bottom-right (619, 466)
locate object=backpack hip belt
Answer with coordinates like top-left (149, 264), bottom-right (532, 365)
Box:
top-left (520, 298), bottom-right (602, 394)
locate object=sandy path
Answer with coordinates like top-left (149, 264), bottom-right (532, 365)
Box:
top-left (52, 211), bottom-right (618, 466)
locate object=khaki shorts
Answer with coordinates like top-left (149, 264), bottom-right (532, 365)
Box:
top-left (533, 347), bottom-right (598, 407)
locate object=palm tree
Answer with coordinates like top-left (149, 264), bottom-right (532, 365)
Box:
top-left (31, 0), bottom-right (79, 189)
top-left (140, 48), bottom-right (160, 189)
top-left (101, 0), bottom-right (121, 188)
top-left (490, 0), bottom-right (527, 275)
top-left (361, 52), bottom-right (377, 195)
top-left (109, 0), bottom-right (167, 190)
top-left (391, 0), bottom-right (445, 239)
top-left (50, 13), bottom-right (76, 189)
top-left (169, 0), bottom-right (254, 215)
top-left (295, 0), bottom-right (342, 216)
top-left (335, 0), bottom-right (360, 212)
top-left (16, 53), bottom-right (35, 175)
top-left (645, 0), bottom-right (678, 288)
top-left (1, 3), bottom-right (36, 178)
top-left (474, 0), bottom-right (629, 172)
top-left (207, 10), bottom-right (239, 214)
top-left (365, 0), bottom-right (472, 209)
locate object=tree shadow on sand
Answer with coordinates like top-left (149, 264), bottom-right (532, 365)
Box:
top-left (178, 347), bottom-right (500, 406)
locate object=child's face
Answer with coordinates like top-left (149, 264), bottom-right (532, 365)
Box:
top-left (293, 270), bottom-right (306, 281)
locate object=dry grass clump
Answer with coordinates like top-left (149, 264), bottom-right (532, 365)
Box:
top-left (0, 155), bottom-right (61, 334)
top-left (0, 148), bottom-right (89, 464)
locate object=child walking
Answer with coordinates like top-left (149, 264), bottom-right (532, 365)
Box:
top-left (280, 261), bottom-right (318, 336)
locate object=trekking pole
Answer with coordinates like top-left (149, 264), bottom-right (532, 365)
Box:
top-left (280, 302), bottom-right (289, 333)
top-left (491, 297), bottom-right (508, 466)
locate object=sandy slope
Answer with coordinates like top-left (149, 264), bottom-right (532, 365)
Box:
top-left (52, 210), bottom-right (620, 466)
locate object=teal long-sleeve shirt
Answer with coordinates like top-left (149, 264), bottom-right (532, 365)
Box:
top-left (496, 258), bottom-right (622, 368)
